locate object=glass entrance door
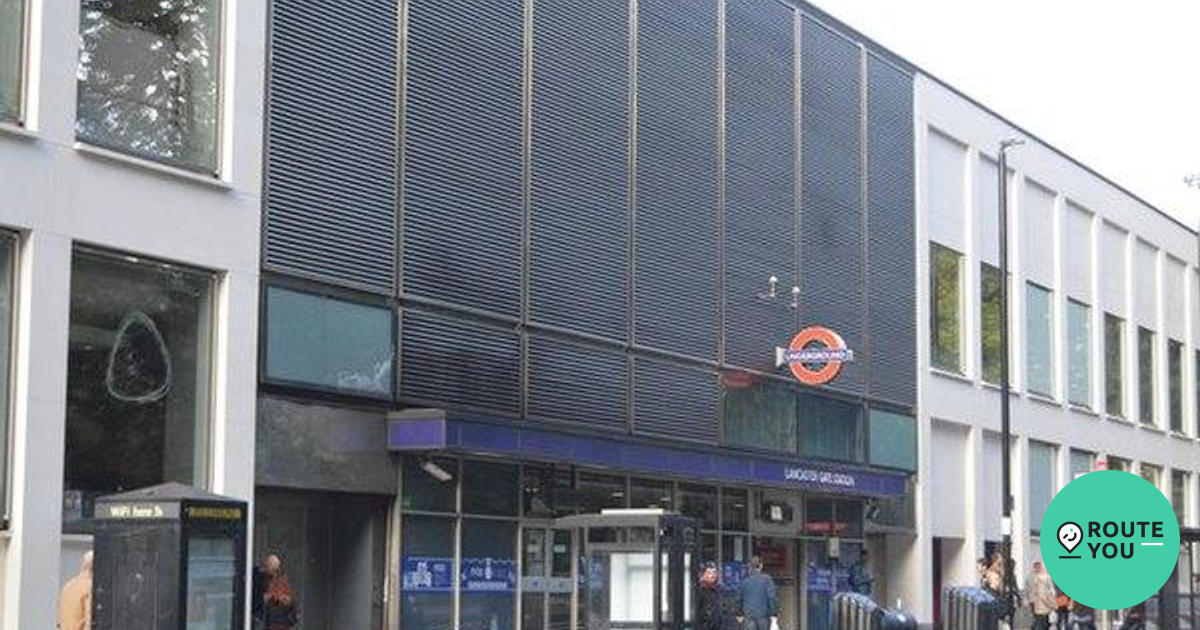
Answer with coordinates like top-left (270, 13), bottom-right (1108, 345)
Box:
top-left (522, 528), bottom-right (574, 630)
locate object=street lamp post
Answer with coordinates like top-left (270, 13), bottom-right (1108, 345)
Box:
top-left (998, 137), bottom-right (1023, 622)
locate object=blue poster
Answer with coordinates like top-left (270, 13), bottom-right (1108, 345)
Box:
top-left (460, 557), bottom-right (516, 592)
top-left (806, 566), bottom-right (834, 594)
top-left (721, 562), bottom-right (749, 592)
top-left (402, 556), bottom-right (454, 592)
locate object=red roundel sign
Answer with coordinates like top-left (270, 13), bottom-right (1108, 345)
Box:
top-left (775, 327), bottom-right (854, 386)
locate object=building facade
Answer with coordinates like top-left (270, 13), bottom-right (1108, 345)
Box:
top-left (913, 75), bottom-right (1200, 625)
top-left (258, 0), bottom-right (919, 628)
top-left (0, 0), bottom-right (264, 628)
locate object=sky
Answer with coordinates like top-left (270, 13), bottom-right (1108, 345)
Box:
top-left (814, 0), bottom-right (1200, 228)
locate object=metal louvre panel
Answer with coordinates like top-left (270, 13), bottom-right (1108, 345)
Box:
top-left (866, 55), bottom-right (916, 406)
top-left (400, 309), bottom-right (520, 414)
top-left (633, 357), bottom-right (719, 443)
top-left (529, 0), bottom-right (630, 340)
top-left (265, 0), bottom-right (397, 294)
top-left (634, 0), bottom-right (720, 359)
top-left (527, 335), bottom-right (628, 432)
top-left (724, 0), bottom-right (797, 372)
top-left (800, 17), bottom-right (864, 394)
top-left (403, 0), bottom-right (525, 315)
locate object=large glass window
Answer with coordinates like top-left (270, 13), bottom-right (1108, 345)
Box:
top-left (460, 519), bottom-right (516, 630)
top-left (1028, 441), bottom-right (1056, 533)
top-left (1107, 456), bottom-right (1132, 473)
top-left (64, 248), bottom-right (214, 521)
top-left (1025, 283), bottom-right (1054, 397)
top-left (1141, 464), bottom-right (1163, 493)
top-left (1169, 339), bottom-right (1184, 433)
top-left (720, 489), bottom-right (749, 532)
top-left (264, 287), bottom-right (394, 399)
top-left (401, 456), bottom-right (457, 513)
top-left (76, 0), bottom-right (223, 172)
top-left (930, 243), bottom-right (963, 373)
top-left (799, 395), bottom-right (863, 463)
top-left (0, 236), bottom-right (14, 526)
top-left (1173, 470), bottom-right (1189, 525)
top-left (1067, 300), bottom-right (1091, 407)
top-left (1104, 314), bottom-right (1125, 417)
top-left (1139, 327), bottom-right (1157, 425)
top-left (0, 0), bottom-right (25, 121)
top-left (678, 484), bottom-right (718, 530)
top-left (868, 409), bottom-right (916, 472)
top-left (400, 515), bottom-right (455, 630)
top-left (462, 460), bottom-right (518, 516)
top-left (723, 376), bottom-right (797, 453)
top-left (630, 478), bottom-right (673, 510)
top-left (979, 263), bottom-right (1002, 384)
top-left (1069, 449), bottom-right (1094, 481)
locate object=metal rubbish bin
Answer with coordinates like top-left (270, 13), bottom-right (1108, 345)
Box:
top-left (878, 609), bottom-right (917, 630)
top-left (941, 587), bottom-right (1001, 630)
top-left (833, 592), bottom-right (879, 630)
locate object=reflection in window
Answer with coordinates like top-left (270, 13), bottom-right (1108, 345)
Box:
top-left (0, 0), bottom-right (25, 121)
top-left (1172, 470), bottom-right (1188, 524)
top-left (721, 489), bottom-right (748, 532)
top-left (930, 243), bottom-right (962, 373)
top-left (76, 0), bottom-right (222, 172)
top-left (1025, 283), bottom-right (1053, 396)
top-left (722, 375), bottom-right (797, 453)
top-left (1069, 449), bottom-right (1094, 480)
top-left (867, 409), bottom-right (916, 471)
top-left (460, 519), bottom-right (516, 630)
top-left (678, 484), bottom-right (718, 530)
top-left (1067, 300), bottom-right (1091, 407)
top-left (521, 464), bottom-right (574, 518)
top-left (0, 236), bottom-right (14, 525)
top-left (1028, 441), bottom-right (1056, 533)
top-left (1139, 327), bottom-right (1156, 425)
top-left (979, 263), bottom-right (1002, 384)
top-left (1141, 464), bottom-right (1162, 492)
top-left (1169, 339), bottom-right (1183, 433)
top-left (264, 287), bottom-right (394, 398)
top-left (1104, 314), bottom-right (1124, 417)
top-left (462, 459), bottom-right (518, 516)
top-left (799, 395), bottom-right (863, 464)
top-left (630, 479), bottom-right (673, 510)
top-left (401, 515), bottom-right (454, 630)
top-left (401, 456), bottom-right (456, 513)
top-left (64, 248), bottom-right (214, 521)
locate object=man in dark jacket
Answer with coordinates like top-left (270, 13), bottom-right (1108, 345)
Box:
top-left (697, 562), bottom-right (724, 630)
top-left (736, 556), bottom-right (778, 630)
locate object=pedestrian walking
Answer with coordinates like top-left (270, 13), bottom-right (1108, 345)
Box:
top-left (57, 551), bottom-right (93, 630)
top-left (251, 554), bottom-right (283, 630)
top-left (848, 549), bottom-right (874, 597)
top-left (736, 556), bottom-right (779, 630)
top-left (262, 569), bottom-right (301, 630)
top-left (698, 561), bottom-right (725, 630)
top-left (1070, 599), bottom-right (1096, 630)
top-left (1027, 559), bottom-right (1055, 630)
top-left (983, 552), bottom-right (1006, 595)
top-left (1121, 603), bottom-right (1147, 630)
top-left (1054, 587), bottom-right (1071, 630)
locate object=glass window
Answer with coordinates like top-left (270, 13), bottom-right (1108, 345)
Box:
top-left (1107, 456), bottom-right (1131, 473)
top-left (76, 0), bottom-right (223, 172)
top-left (930, 243), bottom-right (963, 373)
top-left (1173, 470), bottom-right (1188, 524)
top-left (64, 248), bottom-right (214, 521)
top-left (522, 464), bottom-right (574, 518)
top-left (799, 395), bottom-right (863, 463)
top-left (678, 484), bottom-right (718, 530)
top-left (1139, 327), bottom-right (1157, 425)
top-left (187, 535), bottom-right (236, 630)
top-left (980, 263), bottom-right (1002, 384)
top-left (400, 515), bottom-right (455, 630)
top-left (461, 519), bottom-right (516, 630)
top-left (722, 376), bottom-right (797, 453)
top-left (1169, 339), bottom-right (1184, 433)
top-left (868, 409), bottom-right (916, 471)
top-left (462, 460), bottom-right (518, 516)
top-left (1025, 283), bottom-right (1054, 396)
top-left (1141, 464), bottom-right (1162, 493)
top-left (264, 287), bottom-right (394, 398)
top-left (721, 488), bottom-right (749, 532)
top-left (630, 478), bottom-right (673, 510)
top-left (401, 456), bottom-right (456, 513)
top-left (1069, 449), bottom-right (1095, 481)
top-left (576, 473), bottom-right (626, 513)
top-left (0, 0), bottom-right (25, 121)
top-left (1028, 441), bottom-right (1056, 533)
top-left (1067, 300), bottom-right (1091, 407)
top-left (0, 236), bottom-right (14, 526)
top-left (1104, 314), bottom-right (1125, 417)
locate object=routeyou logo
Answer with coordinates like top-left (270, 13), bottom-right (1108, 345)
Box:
top-left (1041, 470), bottom-right (1180, 609)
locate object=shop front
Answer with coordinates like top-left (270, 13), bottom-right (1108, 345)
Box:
top-left (388, 415), bottom-right (908, 630)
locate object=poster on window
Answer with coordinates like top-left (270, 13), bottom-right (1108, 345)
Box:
top-left (460, 557), bottom-right (516, 592)
top-left (401, 556), bottom-right (454, 592)
top-left (806, 566), bottom-right (834, 594)
top-left (721, 562), bottom-right (749, 592)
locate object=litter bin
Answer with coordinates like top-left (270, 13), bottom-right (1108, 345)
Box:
top-left (878, 609), bottom-right (916, 630)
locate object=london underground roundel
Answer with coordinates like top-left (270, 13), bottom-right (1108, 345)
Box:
top-left (775, 327), bottom-right (855, 386)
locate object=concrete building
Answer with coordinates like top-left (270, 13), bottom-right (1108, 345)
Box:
top-left (0, 0), bottom-right (264, 628)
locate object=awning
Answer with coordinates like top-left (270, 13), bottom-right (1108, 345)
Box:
top-left (387, 411), bottom-right (908, 498)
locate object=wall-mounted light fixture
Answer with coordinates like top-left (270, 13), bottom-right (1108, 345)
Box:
top-left (420, 458), bottom-right (453, 483)
top-left (759, 276), bottom-right (799, 309)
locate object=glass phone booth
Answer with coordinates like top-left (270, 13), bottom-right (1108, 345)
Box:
top-left (555, 509), bottom-right (698, 630)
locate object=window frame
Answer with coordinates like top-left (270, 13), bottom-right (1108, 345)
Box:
top-left (1168, 339), bottom-right (1184, 434)
top-left (0, 0), bottom-right (29, 125)
top-left (0, 232), bottom-right (18, 530)
top-left (930, 242), bottom-right (964, 375)
top-left (1024, 281), bottom-right (1054, 398)
top-left (1066, 299), bottom-right (1092, 408)
top-left (73, 0), bottom-right (228, 176)
top-left (1138, 326), bottom-right (1158, 426)
top-left (979, 262), bottom-right (1002, 385)
top-left (1027, 440), bottom-right (1057, 534)
top-left (259, 279), bottom-right (397, 402)
top-left (1104, 313), bottom-right (1126, 419)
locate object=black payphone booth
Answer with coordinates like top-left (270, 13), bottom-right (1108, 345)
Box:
top-left (91, 483), bottom-right (248, 630)
top-left (555, 509), bottom-right (699, 630)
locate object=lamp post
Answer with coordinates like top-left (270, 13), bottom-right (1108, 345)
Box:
top-left (998, 137), bottom-right (1023, 622)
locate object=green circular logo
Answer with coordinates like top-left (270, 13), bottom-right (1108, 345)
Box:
top-left (1041, 470), bottom-right (1180, 609)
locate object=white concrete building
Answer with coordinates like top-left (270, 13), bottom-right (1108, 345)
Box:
top-left (0, 0), bottom-right (263, 628)
top-left (904, 73), bottom-right (1200, 624)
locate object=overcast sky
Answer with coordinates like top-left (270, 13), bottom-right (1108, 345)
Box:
top-left (816, 0), bottom-right (1200, 228)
